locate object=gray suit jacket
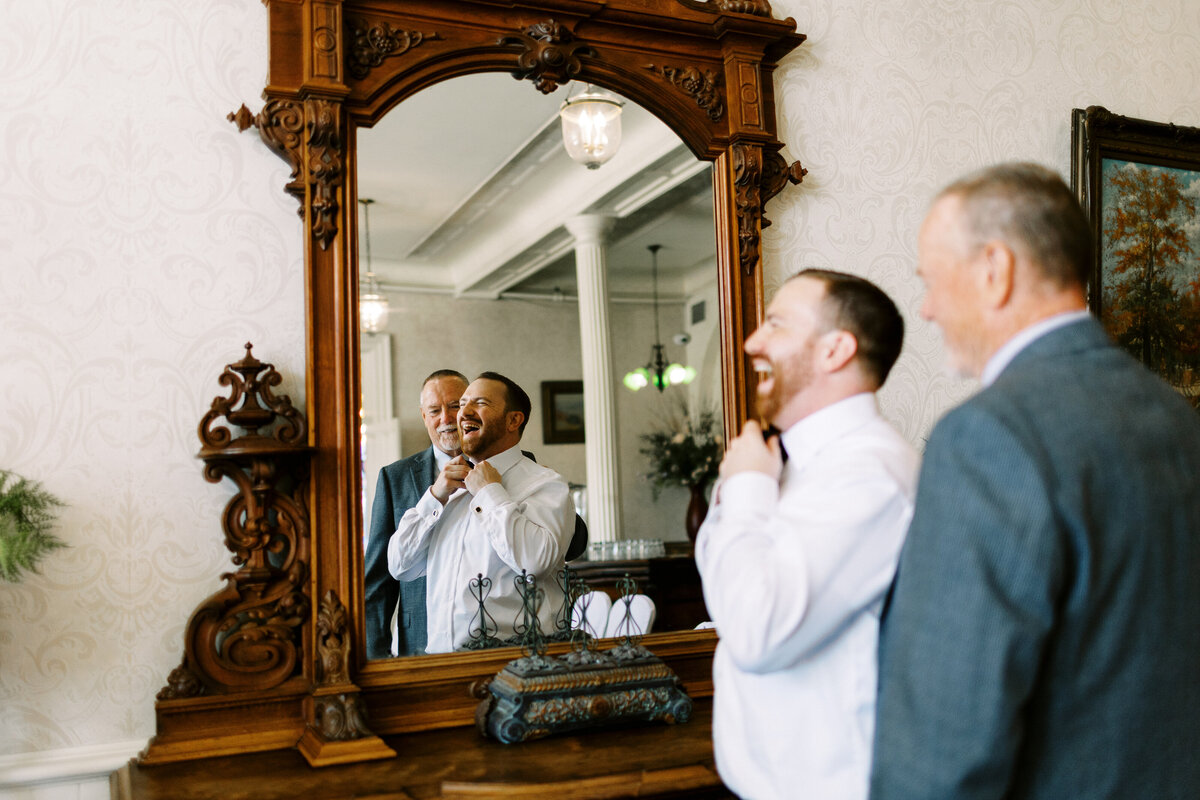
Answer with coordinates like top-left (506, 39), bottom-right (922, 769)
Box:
top-left (871, 318), bottom-right (1200, 800)
top-left (365, 447), bottom-right (435, 659)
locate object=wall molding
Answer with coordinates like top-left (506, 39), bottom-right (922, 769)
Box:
top-left (0, 739), bottom-right (143, 789)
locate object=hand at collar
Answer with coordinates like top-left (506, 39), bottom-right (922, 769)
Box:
top-left (432, 455), bottom-right (473, 505)
top-left (718, 420), bottom-right (784, 483)
top-left (464, 459), bottom-right (502, 495)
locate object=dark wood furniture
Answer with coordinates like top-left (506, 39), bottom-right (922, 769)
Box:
top-left (116, 701), bottom-right (732, 800)
top-left (132, 0), bottom-right (806, 777)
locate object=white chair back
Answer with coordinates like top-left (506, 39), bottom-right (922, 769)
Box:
top-left (604, 594), bottom-right (656, 639)
top-left (571, 590), bottom-right (612, 638)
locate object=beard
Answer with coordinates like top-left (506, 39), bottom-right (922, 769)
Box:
top-left (753, 340), bottom-right (817, 426)
top-left (431, 426), bottom-right (461, 455)
top-left (460, 421), bottom-right (505, 459)
top-left (755, 373), bottom-right (785, 424)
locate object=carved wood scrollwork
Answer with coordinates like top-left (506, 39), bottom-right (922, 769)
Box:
top-left (346, 19), bottom-right (442, 80)
top-left (677, 0), bottom-right (775, 17)
top-left (310, 592), bottom-right (372, 741)
top-left (316, 590), bottom-right (352, 685)
top-left (761, 148), bottom-right (807, 221)
top-left (228, 99), bottom-right (344, 250)
top-left (306, 98), bottom-right (344, 250)
top-left (229, 100), bottom-right (305, 210)
top-left (499, 20), bottom-right (595, 94)
top-left (732, 143), bottom-right (764, 277)
top-left (731, 144), bottom-right (806, 276)
top-left (297, 590), bottom-right (395, 763)
top-left (645, 64), bottom-right (725, 122)
top-left (711, 0), bottom-right (774, 16)
top-left (157, 344), bottom-right (312, 700)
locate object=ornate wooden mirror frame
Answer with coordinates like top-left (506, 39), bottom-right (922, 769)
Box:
top-left (140, 0), bottom-right (805, 768)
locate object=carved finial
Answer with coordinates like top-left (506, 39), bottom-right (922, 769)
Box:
top-left (786, 160), bottom-right (807, 184)
top-left (227, 104), bottom-right (256, 132)
top-left (761, 150), bottom-right (807, 228)
top-left (198, 344), bottom-right (305, 450)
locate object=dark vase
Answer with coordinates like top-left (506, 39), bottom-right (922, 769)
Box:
top-left (685, 481), bottom-right (709, 542)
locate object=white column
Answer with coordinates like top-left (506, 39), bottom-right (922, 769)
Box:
top-left (564, 214), bottom-right (622, 544)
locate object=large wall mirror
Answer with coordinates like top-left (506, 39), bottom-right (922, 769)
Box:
top-left (141, 0), bottom-right (804, 766)
top-left (356, 72), bottom-right (724, 661)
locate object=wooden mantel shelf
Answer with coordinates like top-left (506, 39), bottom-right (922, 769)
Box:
top-left (112, 701), bottom-right (731, 800)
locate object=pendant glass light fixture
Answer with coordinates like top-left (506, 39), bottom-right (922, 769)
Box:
top-left (559, 83), bottom-right (624, 170)
top-left (623, 245), bottom-right (696, 392)
top-left (358, 198), bottom-right (389, 335)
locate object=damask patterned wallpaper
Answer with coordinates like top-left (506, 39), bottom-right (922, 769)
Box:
top-left (0, 0), bottom-right (306, 759)
top-left (767, 0), bottom-right (1200, 443)
top-left (0, 0), bottom-right (1197, 769)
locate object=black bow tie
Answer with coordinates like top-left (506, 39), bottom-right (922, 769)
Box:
top-left (764, 426), bottom-right (789, 464)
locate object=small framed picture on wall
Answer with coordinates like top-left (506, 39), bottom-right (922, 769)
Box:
top-left (541, 381), bottom-right (585, 444)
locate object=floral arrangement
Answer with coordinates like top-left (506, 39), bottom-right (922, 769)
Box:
top-left (638, 401), bottom-right (723, 499)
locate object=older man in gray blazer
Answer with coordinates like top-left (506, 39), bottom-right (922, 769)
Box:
top-left (870, 163), bottom-right (1200, 799)
top-left (365, 369), bottom-right (468, 659)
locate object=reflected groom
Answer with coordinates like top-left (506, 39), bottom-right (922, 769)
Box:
top-left (388, 372), bottom-right (575, 654)
top-left (364, 369), bottom-right (468, 658)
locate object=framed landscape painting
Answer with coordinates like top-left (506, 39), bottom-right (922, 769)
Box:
top-left (1072, 106), bottom-right (1200, 410)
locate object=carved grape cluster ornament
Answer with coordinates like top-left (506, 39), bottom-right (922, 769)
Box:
top-left (500, 20), bottom-right (596, 94)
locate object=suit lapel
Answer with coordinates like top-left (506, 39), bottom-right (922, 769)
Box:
top-left (395, 447), bottom-right (438, 526)
top-left (416, 446), bottom-right (437, 487)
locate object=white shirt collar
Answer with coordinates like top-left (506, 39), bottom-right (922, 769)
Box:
top-left (463, 442), bottom-right (523, 473)
top-left (432, 445), bottom-right (455, 469)
top-left (780, 392), bottom-right (879, 463)
top-left (981, 309), bottom-right (1092, 386)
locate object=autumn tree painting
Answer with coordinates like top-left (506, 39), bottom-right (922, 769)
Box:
top-left (1100, 160), bottom-right (1200, 408)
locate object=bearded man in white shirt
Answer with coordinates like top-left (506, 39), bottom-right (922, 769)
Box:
top-left (695, 269), bottom-right (919, 800)
top-left (388, 371), bottom-right (575, 654)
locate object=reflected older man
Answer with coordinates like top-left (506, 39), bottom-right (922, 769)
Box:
top-left (696, 269), bottom-right (919, 800)
top-left (870, 163), bottom-right (1200, 800)
top-left (389, 372), bottom-right (574, 654)
top-left (365, 369), bottom-right (468, 658)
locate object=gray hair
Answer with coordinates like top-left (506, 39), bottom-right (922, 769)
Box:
top-left (936, 162), bottom-right (1093, 289)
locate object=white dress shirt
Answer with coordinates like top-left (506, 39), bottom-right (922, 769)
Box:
top-left (695, 393), bottom-right (919, 800)
top-left (388, 444), bottom-right (574, 654)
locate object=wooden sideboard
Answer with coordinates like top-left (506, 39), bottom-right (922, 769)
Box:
top-left (112, 700), bottom-right (731, 799)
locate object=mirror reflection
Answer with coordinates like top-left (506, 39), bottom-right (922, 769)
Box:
top-left (357, 74), bottom-right (720, 658)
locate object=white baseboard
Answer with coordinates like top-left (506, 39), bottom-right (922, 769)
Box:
top-left (0, 740), bottom-right (144, 789)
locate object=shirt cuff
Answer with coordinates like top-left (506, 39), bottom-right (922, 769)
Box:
top-left (716, 471), bottom-right (778, 518)
top-left (415, 488), bottom-right (445, 518)
top-left (470, 481), bottom-right (509, 513)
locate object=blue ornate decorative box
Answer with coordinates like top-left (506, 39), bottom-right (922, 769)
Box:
top-left (476, 642), bottom-right (693, 744)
